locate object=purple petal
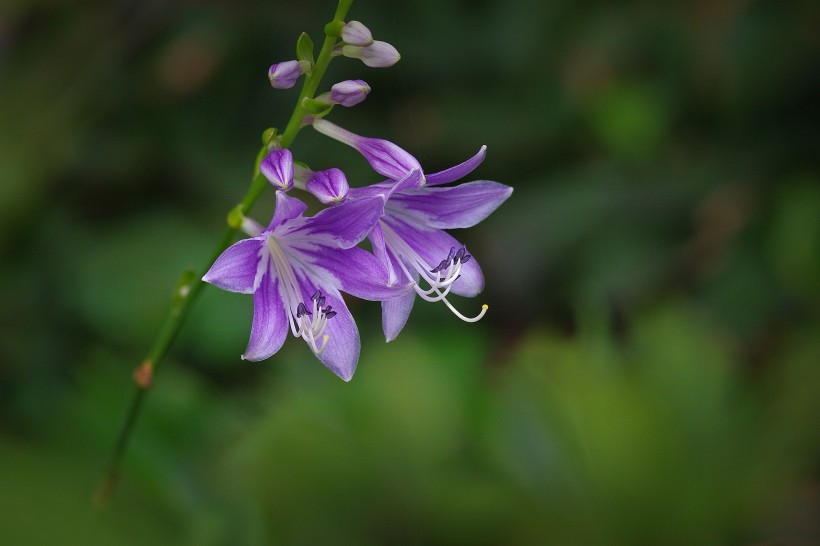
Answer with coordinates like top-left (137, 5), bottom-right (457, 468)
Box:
top-left (242, 270), bottom-right (289, 361)
top-left (356, 138), bottom-right (420, 181)
top-left (202, 238), bottom-right (266, 294)
top-left (347, 169), bottom-right (424, 202)
top-left (308, 245), bottom-right (412, 301)
top-left (312, 119), bottom-right (421, 181)
top-left (382, 280), bottom-right (417, 342)
top-left (268, 190), bottom-right (308, 229)
top-left (425, 145), bottom-right (487, 186)
top-left (299, 195), bottom-right (384, 248)
top-left (294, 274), bottom-right (359, 381)
top-left (388, 181), bottom-right (513, 229)
top-left (383, 216), bottom-right (484, 297)
top-left (368, 223), bottom-right (398, 286)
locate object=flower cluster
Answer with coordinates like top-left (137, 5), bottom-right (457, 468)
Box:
top-left (204, 19), bottom-right (512, 381)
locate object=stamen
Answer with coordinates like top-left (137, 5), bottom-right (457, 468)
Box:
top-left (441, 301), bottom-right (488, 323)
top-left (296, 302), bottom-right (309, 317)
top-left (379, 223), bottom-right (489, 324)
top-left (265, 236), bottom-right (338, 354)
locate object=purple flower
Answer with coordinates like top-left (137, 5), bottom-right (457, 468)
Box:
top-left (342, 41), bottom-right (400, 68)
top-left (348, 148), bottom-right (513, 341)
top-left (202, 191), bottom-right (409, 380)
top-left (329, 79), bottom-right (371, 107)
top-left (311, 118), bottom-right (421, 181)
top-left (268, 60), bottom-right (310, 89)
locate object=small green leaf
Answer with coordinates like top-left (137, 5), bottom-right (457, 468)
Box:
top-left (260, 127), bottom-right (277, 146)
top-left (296, 32), bottom-right (315, 65)
top-left (301, 97), bottom-right (333, 117)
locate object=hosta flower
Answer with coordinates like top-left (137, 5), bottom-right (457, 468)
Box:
top-left (202, 190), bottom-right (409, 380)
top-left (348, 149), bottom-right (513, 341)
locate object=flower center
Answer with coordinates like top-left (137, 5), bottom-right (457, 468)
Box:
top-left (266, 235), bottom-right (335, 354)
top-left (380, 222), bottom-right (488, 323)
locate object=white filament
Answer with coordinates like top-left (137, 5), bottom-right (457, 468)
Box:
top-left (266, 235), bottom-right (330, 354)
top-left (380, 221), bottom-right (487, 322)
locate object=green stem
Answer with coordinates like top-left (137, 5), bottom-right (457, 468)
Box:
top-left (95, 0), bottom-right (353, 507)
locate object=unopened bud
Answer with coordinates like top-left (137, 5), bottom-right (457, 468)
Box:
top-left (260, 148), bottom-right (294, 191)
top-left (341, 21), bottom-right (373, 46)
top-left (342, 41), bottom-right (400, 68)
top-left (306, 168), bottom-right (350, 204)
top-left (268, 60), bottom-right (311, 89)
top-left (329, 80), bottom-right (371, 107)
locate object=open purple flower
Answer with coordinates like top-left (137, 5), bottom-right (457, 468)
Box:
top-left (347, 148), bottom-right (513, 341)
top-left (202, 190), bottom-right (409, 380)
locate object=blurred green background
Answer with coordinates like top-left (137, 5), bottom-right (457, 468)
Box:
top-left (1, 0), bottom-right (818, 544)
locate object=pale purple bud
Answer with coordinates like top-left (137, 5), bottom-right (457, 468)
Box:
top-left (306, 168), bottom-right (349, 204)
top-left (342, 41), bottom-right (400, 68)
top-left (260, 148), bottom-right (294, 191)
top-left (329, 80), bottom-right (371, 107)
top-left (312, 118), bottom-right (422, 181)
top-left (268, 60), bottom-right (311, 89)
top-left (293, 163), bottom-right (313, 190)
top-left (341, 21), bottom-right (373, 47)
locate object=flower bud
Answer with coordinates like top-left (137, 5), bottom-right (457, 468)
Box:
top-left (312, 118), bottom-right (421, 181)
top-left (329, 80), bottom-right (371, 107)
top-left (342, 41), bottom-right (400, 68)
top-left (268, 60), bottom-right (311, 89)
top-left (260, 148), bottom-right (294, 191)
top-left (306, 168), bottom-right (349, 204)
top-left (341, 21), bottom-right (373, 46)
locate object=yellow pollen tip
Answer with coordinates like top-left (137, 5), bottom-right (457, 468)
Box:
top-left (482, 304), bottom-right (489, 310)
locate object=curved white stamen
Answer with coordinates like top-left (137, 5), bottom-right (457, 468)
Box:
top-left (266, 234), bottom-right (333, 354)
top-left (380, 222), bottom-right (487, 323)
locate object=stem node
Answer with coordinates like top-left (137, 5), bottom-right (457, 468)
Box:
top-left (133, 361), bottom-right (154, 389)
